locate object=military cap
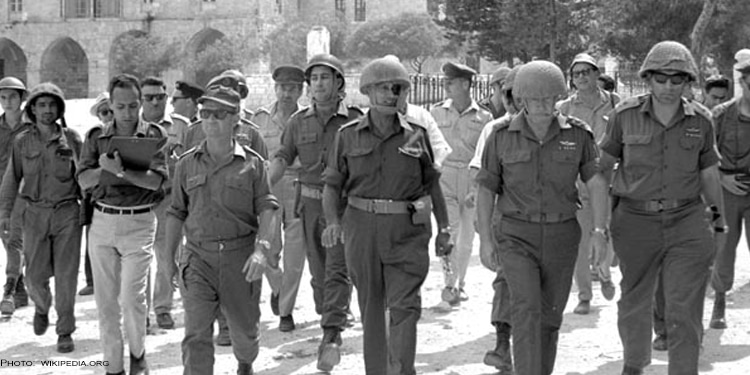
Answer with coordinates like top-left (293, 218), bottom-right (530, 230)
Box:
top-left (89, 92), bottom-right (110, 117)
top-left (207, 70), bottom-right (249, 99)
top-left (174, 80), bottom-right (204, 101)
top-left (735, 59), bottom-right (750, 74)
top-left (442, 62), bottom-right (476, 80)
top-left (198, 86), bottom-right (241, 112)
top-left (272, 65), bottom-right (305, 84)
top-left (569, 53), bottom-right (599, 72)
top-left (489, 67), bottom-right (512, 86)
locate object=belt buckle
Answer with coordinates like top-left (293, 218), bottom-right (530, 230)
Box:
top-left (657, 200), bottom-right (664, 212)
top-left (368, 199), bottom-right (383, 213)
top-left (539, 213), bottom-right (547, 223)
top-left (218, 241), bottom-right (225, 251)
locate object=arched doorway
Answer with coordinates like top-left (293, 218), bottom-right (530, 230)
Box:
top-left (40, 37), bottom-right (89, 99)
top-left (0, 38), bottom-right (28, 84)
top-left (185, 28), bottom-right (227, 87)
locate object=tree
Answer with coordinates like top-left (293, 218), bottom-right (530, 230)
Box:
top-left (346, 13), bottom-right (447, 73)
top-left (262, 17), bottom-right (349, 69)
top-left (110, 33), bottom-right (180, 78)
top-left (179, 33), bottom-right (260, 87)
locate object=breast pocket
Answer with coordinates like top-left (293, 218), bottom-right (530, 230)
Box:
top-left (185, 174), bottom-right (207, 202)
top-left (22, 150), bottom-right (42, 176)
top-left (224, 175), bottom-right (254, 211)
top-left (501, 150), bottom-right (532, 188)
top-left (346, 147), bottom-right (375, 179)
top-left (622, 134), bottom-right (656, 171)
top-left (296, 131), bottom-right (319, 166)
top-left (53, 146), bottom-right (75, 182)
top-left (676, 133), bottom-right (702, 172)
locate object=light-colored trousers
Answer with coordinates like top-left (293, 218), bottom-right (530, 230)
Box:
top-left (440, 165), bottom-right (476, 289)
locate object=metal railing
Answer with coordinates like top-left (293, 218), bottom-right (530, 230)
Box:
top-left (409, 74), bottom-right (492, 108)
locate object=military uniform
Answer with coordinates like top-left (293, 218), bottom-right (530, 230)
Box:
top-left (324, 112), bottom-right (440, 375)
top-left (430, 97), bottom-right (492, 294)
top-left (168, 141), bottom-right (278, 374)
top-left (600, 94), bottom-right (718, 374)
top-left (479, 96), bottom-right (506, 120)
top-left (274, 101), bottom-right (360, 329)
top-left (182, 117), bottom-right (268, 159)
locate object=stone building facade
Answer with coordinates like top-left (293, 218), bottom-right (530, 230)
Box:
top-left (0, 0), bottom-right (428, 99)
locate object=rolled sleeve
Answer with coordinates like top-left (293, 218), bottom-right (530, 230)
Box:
top-left (470, 122), bottom-right (495, 170)
top-left (699, 122), bottom-right (720, 170)
top-left (273, 117), bottom-right (298, 165)
top-left (252, 157), bottom-right (279, 214)
top-left (579, 132), bottom-right (601, 182)
top-left (166, 157), bottom-right (188, 221)
top-left (76, 127), bottom-right (103, 177)
top-left (322, 132), bottom-right (347, 189)
top-left (149, 143), bottom-right (169, 179)
top-left (599, 115), bottom-right (622, 159)
top-left (476, 131), bottom-right (502, 193)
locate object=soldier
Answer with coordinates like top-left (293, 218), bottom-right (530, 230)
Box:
top-left (476, 60), bottom-right (608, 375)
top-left (268, 53), bottom-right (360, 372)
top-left (78, 74), bottom-right (168, 375)
top-left (598, 74), bottom-right (618, 93)
top-left (0, 76), bottom-right (31, 316)
top-left (595, 41), bottom-right (726, 375)
top-left (252, 65), bottom-right (306, 332)
top-left (172, 80), bottom-right (204, 124)
top-left (431, 61), bottom-right (493, 305)
top-left (165, 86), bottom-right (278, 375)
top-left (470, 64), bottom-right (521, 374)
top-left (0, 82), bottom-right (83, 353)
top-left (321, 55), bottom-right (452, 375)
top-left (702, 74), bottom-right (731, 110)
top-left (708, 59), bottom-right (750, 330)
top-left (557, 52), bottom-right (619, 315)
top-left (479, 67), bottom-right (511, 119)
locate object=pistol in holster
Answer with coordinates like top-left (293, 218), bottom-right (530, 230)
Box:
top-left (409, 196), bottom-right (432, 225)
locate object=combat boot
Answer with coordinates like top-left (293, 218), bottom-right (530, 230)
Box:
top-left (709, 292), bottom-right (727, 329)
top-left (0, 277), bottom-right (16, 315)
top-left (483, 323), bottom-right (513, 374)
top-left (237, 362), bottom-right (253, 375)
top-left (317, 328), bottom-right (342, 371)
top-left (14, 274), bottom-right (28, 307)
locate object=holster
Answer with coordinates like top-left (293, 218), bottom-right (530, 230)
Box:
top-left (409, 195), bottom-right (432, 225)
top-left (79, 191), bottom-right (94, 226)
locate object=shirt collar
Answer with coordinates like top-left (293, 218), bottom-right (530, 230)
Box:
top-left (640, 95), bottom-right (693, 120)
top-left (303, 100), bottom-right (348, 118)
top-left (355, 112), bottom-right (414, 133)
top-left (570, 88), bottom-right (609, 106)
top-left (29, 122), bottom-right (65, 142)
top-left (508, 111), bottom-right (569, 131)
top-left (140, 111), bottom-right (173, 126)
top-left (442, 98), bottom-right (481, 115)
top-left (194, 139), bottom-right (247, 160)
top-left (100, 119), bottom-right (152, 138)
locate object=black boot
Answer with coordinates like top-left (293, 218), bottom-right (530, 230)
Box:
top-left (14, 274), bottom-right (28, 308)
top-left (483, 323), bottom-right (513, 374)
top-left (129, 351), bottom-right (149, 375)
top-left (1, 277), bottom-right (17, 315)
top-left (237, 362), bottom-right (253, 375)
top-left (317, 328), bottom-right (342, 372)
top-left (709, 292), bottom-right (727, 329)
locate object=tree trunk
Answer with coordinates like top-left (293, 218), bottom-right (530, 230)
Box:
top-left (690, 0), bottom-right (721, 79)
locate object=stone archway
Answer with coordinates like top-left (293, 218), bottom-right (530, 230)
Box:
top-left (109, 29), bottom-right (148, 78)
top-left (0, 38), bottom-right (28, 84)
top-left (185, 28), bottom-right (227, 87)
top-left (40, 37), bottom-right (89, 99)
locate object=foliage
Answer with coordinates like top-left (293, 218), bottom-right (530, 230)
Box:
top-left (186, 34), bottom-right (260, 74)
top-left (262, 17), bottom-right (349, 68)
top-left (110, 33), bottom-right (180, 79)
top-left (346, 13), bottom-right (447, 73)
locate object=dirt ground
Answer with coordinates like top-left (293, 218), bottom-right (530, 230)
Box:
top-left (1, 233), bottom-right (749, 375)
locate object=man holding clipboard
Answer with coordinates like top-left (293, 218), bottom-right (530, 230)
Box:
top-left (77, 74), bottom-right (168, 375)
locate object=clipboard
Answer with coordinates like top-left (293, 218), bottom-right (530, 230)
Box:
top-left (106, 136), bottom-right (166, 171)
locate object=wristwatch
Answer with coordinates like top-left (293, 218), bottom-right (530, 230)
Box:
top-left (116, 169), bottom-right (125, 179)
top-left (257, 239), bottom-right (272, 250)
top-left (439, 226), bottom-right (452, 235)
top-left (592, 227), bottom-right (609, 238)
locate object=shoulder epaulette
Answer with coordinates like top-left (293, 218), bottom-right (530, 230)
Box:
top-left (565, 115), bottom-right (594, 134)
top-left (430, 99), bottom-right (447, 111)
top-left (254, 106), bottom-right (271, 116)
top-left (347, 105), bottom-right (364, 116)
top-left (711, 98), bottom-right (736, 119)
top-left (241, 144), bottom-right (265, 161)
top-left (338, 118), bottom-right (362, 132)
top-left (615, 94), bottom-right (647, 113)
top-left (177, 146), bottom-right (199, 161)
top-left (170, 112), bottom-right (190, 124)
top-left (240, 117), bottom-right (260, 130)
top-left (243, 108), bottom-right (254, 117)
top-left (688, 100), bottom-right (713, 121)
top-left (489, 116), bottom-right (512, 132)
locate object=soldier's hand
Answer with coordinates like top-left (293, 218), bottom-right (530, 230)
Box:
top-left (242, 250), bottom-right (266, 282)
top-left (435, 231), bottom-right (453, 257)
top-left (256, 239), bottom-right (278, 269)
top-left (464, 189), bottom-right (477, 209)
top-left (99, 151), bottom-right (124, 175)
top-left (720, 174), bottom-right (748, 196)
top-left (479, 239), bottom-right (499, 271)
top-left (322, 223), bottom-right (344, 248)
top-left (0, 217), bottom-right (9, 240)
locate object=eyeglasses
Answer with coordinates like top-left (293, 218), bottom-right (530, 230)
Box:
top-left (143, 93), bottom-right (167, 102)
top-left (98, 109), bottom-right (113, 116)
top-left (652, 73), bottom-right (689, 85)
top-left (199, 108), bottom-right (236, 120)
top-left (572, 68), bottom-right (593, 78)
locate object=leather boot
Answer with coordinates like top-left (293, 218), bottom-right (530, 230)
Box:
top-left (14, 274), bottom-right (28, 307)
top-left (483, 323), bottom-right (513, 374)
top-left (237, 362), bottom-right (253, 375)
top-left (1, 277), bottom-right (17, 315)
top-left (317, 328), bottom-right (342, 371)
top-left (709, 292), bottom-right (727, 329)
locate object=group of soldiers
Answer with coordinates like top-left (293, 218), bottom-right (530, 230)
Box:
top-left (0, 37), bottom-right (747, 375)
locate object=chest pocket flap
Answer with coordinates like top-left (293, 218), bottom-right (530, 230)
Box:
top-left (298, 132), bottom-right (318, 145)
top-left (186, 174), bottom-right (207, 191)
top-left (503, 150), bottom-right (531, 164)
top-left (623, 134), bottom-right (652, 145)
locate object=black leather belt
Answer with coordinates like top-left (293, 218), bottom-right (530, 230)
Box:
top-left (300, 185), bottom-right (323, 200)
top-left (505, 212), bottom-right (575, 224)
top-left (94, 204), bottom-right (153, 215)
top-left (619, 197), bottom-right (700, 212)
top-left (348, 196), bottom-right (411, 214)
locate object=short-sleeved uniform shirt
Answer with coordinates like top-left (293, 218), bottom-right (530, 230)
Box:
top-left (77, 120), bottom-right (168, 207)
top-left (430, 99), bottom-right (493, 168)
top-left (0, 123), bottom-right (82, 210)
top-left (323, 113), bottom-right (439, 200)
top-left (557, 88), bottom-right (619, 143)
top-left (182, 118), bottom-right (268, 159)
top-left (252, 102), bottom-right (301, 171)
top-left (274, 102), bottom-right (363, 188)
top-left (476, 112), bottom-right (599, 218)
top-left (167, 141), bottom-right (279, 242)
top-left (712, 98), bottom-right (750, 173)
top-left (0, 114), bottom-right (33, 185)
top-left (599, 95), bottom-right (720, 201)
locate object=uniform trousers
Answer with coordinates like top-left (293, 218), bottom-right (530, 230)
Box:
top-left (3, 196), bottom-right (24, 278)
top-left (490, 209), bottom-right (511, 326)
top-left (496, 216), bottom-right (580, 375)
top-left (300, 195), bottom-right (350, 328)
top-left (147, 196), bottom-right (175, 315)
top-left (612, 200), bottom-right (714, 375)
top-left (343, 207), bottom-right (430, 375)
top-left (23, 201), bottom-right (81, 335)
top-left (711, 189), bottom-right (750, 293)
top-left (89, 209), bottom-right (155, 373)
top-left (264, 173), bottom-right (305, 316)
top-left (180, 240), bottom-right (261, 375)
top-left (573, 200), bottom-right (614, 302)
top-left (440, 165), bottom-right (476, 290)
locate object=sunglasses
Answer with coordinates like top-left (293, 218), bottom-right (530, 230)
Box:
top-left (572, 68), bottom-right (593, 78)
top-left (98, 109), bottom-right (113, 116)
top-left (143, 93), bottom-right (167, 102)
top-left (199, 108), bottom-right (236, 120)
top-left (652, 73), bottom-right (689, 85)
